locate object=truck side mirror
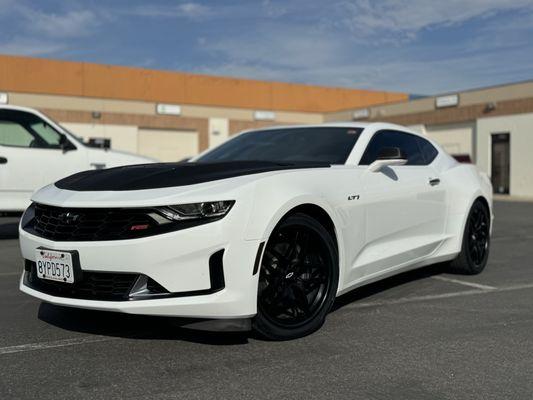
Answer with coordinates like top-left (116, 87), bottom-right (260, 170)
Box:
top-left (59, 134), bottom-right (76, 152)
top-left (87, 138), bottom-right (111, 150)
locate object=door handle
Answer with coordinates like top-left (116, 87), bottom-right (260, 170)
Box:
top-left (0, 157), bottom-right (7, 164)
top-left (429, 177), bottom-right (440, 186)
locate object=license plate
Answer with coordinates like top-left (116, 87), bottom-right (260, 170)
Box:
top-left (35, 249), bottom-right (75, 284)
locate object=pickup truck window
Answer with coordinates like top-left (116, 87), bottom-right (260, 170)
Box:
top-left (0, 109), bottom-right (65, 149)
top-left (0, 120), bottom-right (34, 147)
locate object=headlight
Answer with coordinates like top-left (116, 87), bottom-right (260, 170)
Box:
top-left (157, 201), bottom-right (235, 221)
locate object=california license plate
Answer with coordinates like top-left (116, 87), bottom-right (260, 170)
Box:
top-left (35, 249), bottom-right (75, 284)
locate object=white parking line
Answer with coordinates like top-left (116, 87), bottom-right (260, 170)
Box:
top-left (492, 235), bottom-right (533, 241)
top-left (431, 275), bottom-right (497, 290)
top-left (343, 282), bottom-right (533, 310)
top-left (0, 271), bottom-right (21, 277)
top-left (3, 283), bottom-right (533, 356)
top-left (0, 336), bottom-right (116, 355)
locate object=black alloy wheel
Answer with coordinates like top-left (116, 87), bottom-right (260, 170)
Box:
top-left (448, 199), bottom-right (491, 275)
top-left (467, 202), bottom-right (490, 266)
top-left (254, 213), bottom-right (338, 340)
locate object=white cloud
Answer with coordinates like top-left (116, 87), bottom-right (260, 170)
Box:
top-left (130, 2), bottom-right (211, 19)
top-left (179, 2), bottom-right (210, 17)
top-left (25, 9), bottom-right (99, 38)
top-left (198, 46), bottom-right (533, 94)
top-left (0, 37), bottom-right (65, 56)
top-left (201, 25), bottom-right (348, 70)
top-left (330, 0), bottom-right (533, 42)
top-left (261, 0), bottom-right (288, 18)
top-left (128, 1), bottom-right (296, 21)
top-left (0, 2), bottom-right (102, 58)
top-left (191, 0), bottom-right (533, 93)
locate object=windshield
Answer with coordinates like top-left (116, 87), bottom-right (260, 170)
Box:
top-left (196, 127), bottom-right (362, 164)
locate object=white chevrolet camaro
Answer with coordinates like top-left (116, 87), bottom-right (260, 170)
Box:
top-left (19, 123), bottom-right (493, 340)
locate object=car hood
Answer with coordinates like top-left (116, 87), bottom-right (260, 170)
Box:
top-left (54, 161), bottom-right (330, 191)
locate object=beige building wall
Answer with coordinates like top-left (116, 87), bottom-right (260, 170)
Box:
top-left (9, 92), bottom-right (155, 115)
top-left (406, 124), bottom-right (427, 135)
top-left (8, 92), bottom-right (323, 123)
top-left (61, 122), bottom-right (139, 154)
top-left (324, 81), bottom-right (533, 122)
top-left (424, 122), bottom-right (475, 158)
top-left (63, 122), bottom-right (200, 161)
top-left (138, 128), bottom-right (198, 162)
top-left (476, 112), bottom-right (533, 197)
top-left (208, 118), bottom-right (229, 148)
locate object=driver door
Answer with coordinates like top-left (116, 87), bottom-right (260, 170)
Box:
top-left (355, 130), bottom-right (447, 278)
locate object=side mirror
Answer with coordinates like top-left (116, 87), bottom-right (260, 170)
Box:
top-left (368, 146), bottom-right (408, 172)
top-left (59, 134), bottom-right (76, 152)
top-left (87, 138), bottom-right (111, 150)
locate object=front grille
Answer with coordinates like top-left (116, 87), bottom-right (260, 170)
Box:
top-left (24, 261), bottom-right (168, 301)
top-left (29, 203), bottom-right (160, 241)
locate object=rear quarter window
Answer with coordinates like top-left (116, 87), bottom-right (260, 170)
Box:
top-left (417, 137), bottom-right (439, 164)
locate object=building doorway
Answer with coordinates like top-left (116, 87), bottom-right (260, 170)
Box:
top-left (491, 133), bottom-right (510, 194)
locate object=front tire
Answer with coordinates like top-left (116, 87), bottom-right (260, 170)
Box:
top-left (447, 199), bottom-right (491, 275)
top-left (253, 213), bottom-right (338, 340)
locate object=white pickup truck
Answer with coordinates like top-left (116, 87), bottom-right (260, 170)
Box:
top-left (0, 105), bottom-right (154, 212)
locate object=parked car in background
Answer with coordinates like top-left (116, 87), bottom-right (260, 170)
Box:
top-left (19, 123), bottom-right (493, 340)
top-left (0, 106), bottom-right (155, 213)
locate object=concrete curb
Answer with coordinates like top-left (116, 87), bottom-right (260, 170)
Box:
top-left (494, 195), bottom-right (533, 203)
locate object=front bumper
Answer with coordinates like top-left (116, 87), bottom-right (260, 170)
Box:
top-left (19, 219), bottom-right (261, 319)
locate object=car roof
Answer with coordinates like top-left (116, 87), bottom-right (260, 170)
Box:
top-left (0, 104), bottom-right (42, 113)
top-left (242, 122), bottom-right (427, 139)
top-left (246, 122), bottom-right (371, 131)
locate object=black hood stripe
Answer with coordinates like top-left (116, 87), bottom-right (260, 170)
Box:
top-left (55, 161), bottom-right (331, 191)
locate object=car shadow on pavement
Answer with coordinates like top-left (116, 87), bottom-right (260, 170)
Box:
top-left (0, 217), bottom-right (20, 239)
top-left (37, 302), bottom-right (251, 345)
top-left (37, 263), bottom-right (448, 344)
top-left (331, 263), bottom-right (446, 312)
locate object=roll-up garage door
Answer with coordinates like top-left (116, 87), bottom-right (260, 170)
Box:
top-left (138, 128), bottom-right (199, 162)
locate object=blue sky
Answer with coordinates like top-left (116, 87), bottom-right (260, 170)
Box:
top-left (1, 0), bottom-right (533, 95)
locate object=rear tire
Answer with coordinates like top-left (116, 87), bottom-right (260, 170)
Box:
top-left (447, 199), bottom-right (490, 275)
top-left (253, 213), bottom-right (338, 340)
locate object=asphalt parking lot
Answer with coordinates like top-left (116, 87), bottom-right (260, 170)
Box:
top-left (1, 200), bottom-right (532, 399)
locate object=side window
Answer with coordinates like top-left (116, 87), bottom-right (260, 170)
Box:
top-left (359, 131), bottom-right (389, 165)
top-left (0, 110), bottom-right (66, 149)
top-left (359, 130), bottom-right (425, 166)
top-left (417, 137), bottom-right (439, 164)
top-left (30, 120), bottom-right (63, 147)
top-left (0, 120), bottom-right (35, 147)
